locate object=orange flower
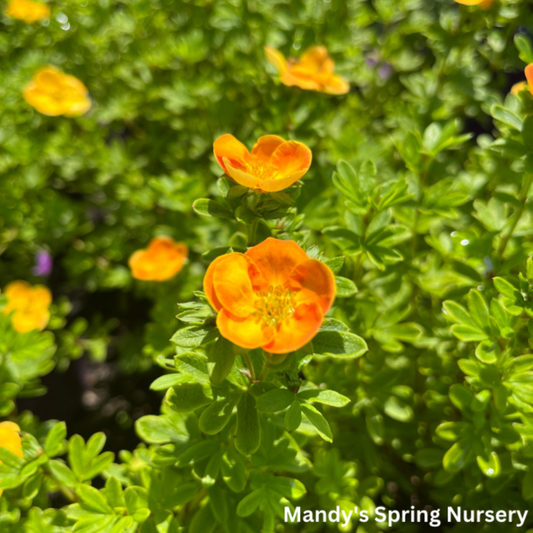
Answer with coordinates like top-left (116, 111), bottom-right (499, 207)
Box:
top-left (23, 66), bottom-right (91, 117)
top-left (454, 0), bottom-right (494, 9)
top-left (5, 0), bottom-right (49, 23)
top-left (511, 64), bottom-right (533, 96)
top-left (265, 45), bottom-right (349, 95)
top-left (204, 238), bottom-right (335, 354)
top-left (0, 421), bottom-right (23, 497)
top-left (2, 281), bottom-right (51, 333)
top-left (213, 134), bottom-right (312, 193)
top-left (129, 236), bottom-right (188, 282)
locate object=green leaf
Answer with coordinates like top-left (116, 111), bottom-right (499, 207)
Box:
top-left (414, 448), bottom-right (445, 468)
top-left (443, 437), bottom-right (474, 473)
top-left (449, 384), bottom-right (474, 412)
top-left (44, 422), bottom-right (66, 458)
top-left (256, 389), bottom-right (294, 413)
top-left (297, 389), bottom-right (350, 407)
top-left (522, 469), bottom-right (533, 500)
top-left (176, 441), bottom-right (220, 467)
top-left (324, 256), bottom-right (345, 274)
top-left (384, 396), bottom-right (413, 422)
top-left (284, 401), bottom-right (302, 431)
top-left (515, 34), bottom-right (533, 64)
top-left (166, 383), bottom-right (214, 413)
top-left (450, 324), bottom-right (487, 342)
top-left (235, 393), bottom-right (261, 455)
top-left (209, 337), bottom-right (235, 384)
top-left (68, 435), bottom-right (86, 479)
top-left (150, 373), bottom-right (191, 391)
top-left (199, 396), bottom-right (239, 435)
top-left (491, 105), bottom-right (522, 131)
top-left (311, 330), bottom-right (367, 358)
top-left (300, 404), bottom-right (332, 442)
top-left (221, 449), bottom-right (247, 492)
top-left (335, 277), bottom-right (357, 297)
top-left (48, 459), bottom-right (77, 488)
top-left (236, 488), bottom-right (264, 517)
top-left (442, 301), bottom-right (476, 327)
top-left (477, 452), bottom-right (501, 478)
top-left (171, 326), bottom-right (218, 349)
top-left (467, 289), bottom-right (490, 330)
top-left (77, 484), bottom-right (114, 514)
top-left (135, 414), bottom-right (189, 444)
top-left (493, 277), bottom-right (519, 299)
top-left (174, 352), bottom-right (210, 382)
top-left (193, 199), bottom-right (234, 219)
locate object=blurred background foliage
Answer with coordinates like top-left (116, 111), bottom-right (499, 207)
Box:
top-left (4, 0), bottom-right (533, 531)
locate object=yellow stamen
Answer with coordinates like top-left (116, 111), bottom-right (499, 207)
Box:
top-left (253, 285), bottom-right (295, 328)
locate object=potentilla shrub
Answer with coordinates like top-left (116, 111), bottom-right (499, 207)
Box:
top-left (2, 0), bottom-right (533, 532)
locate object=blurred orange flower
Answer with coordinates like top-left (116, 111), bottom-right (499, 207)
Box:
top-left (204, 238), bottom-right (335, 354)
top-left (511, 64), bottom-right (533, 96)
top-left (265, 45), bottom-right (349, 95)
top-left (0, 421), bottom-right (23, 496)
top-left (129, 236), bottom-right (188, 282)
top-left (2, 281), bottom-right (51, 333)
top-left (454, 0), bottom-right (494, 9)
top-left (23, 66), bottom-right (91, 117)
top-left (213, 134), bottom-right (312, 193)
top-left (5, 0), bottom-right (49, 23)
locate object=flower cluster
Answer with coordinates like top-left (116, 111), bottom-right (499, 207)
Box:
top-left (2, 281), bottom-right (51, 333)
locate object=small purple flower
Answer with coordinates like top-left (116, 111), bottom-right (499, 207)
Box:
top-left (33, 251), bottom-right (53, 276)
top-left (366, 56), bottom-right (378, 68)
top-left (378, 63), bottom-right (394, 81)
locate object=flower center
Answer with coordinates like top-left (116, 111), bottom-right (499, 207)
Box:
top-left (253, 285), bottom-right (295, 328)
top-left (244, 159), bottom-right (277, 181)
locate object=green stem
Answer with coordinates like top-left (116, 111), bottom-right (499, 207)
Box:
top-left (248, 218), bottom-right (259, 246)
top-left (258, 362), bottom-right (270, 381)
top-left (497, 174), bottom-right (533, 257)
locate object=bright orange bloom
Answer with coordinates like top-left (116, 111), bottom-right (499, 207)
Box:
top-left (5, 0), bottom-right (49, 23)
top-left (129, 236), bottom-right (188, 282)
top-left (213, 134), bottom-right (312, 193)
top-left (454, 0), bottom-right (494, 9)
top-left (23, 66), bottom-right (91, 117)
top-left (510, 64), bottom-right (533, 96)
top-left (265, 45), bottom-right (350, 95)
top-left (2, 281), bottom-right (51, 333)
top-left (0, 421), bottom-right (23, 497)
top-left (204, 238), bottom-right (335, 354)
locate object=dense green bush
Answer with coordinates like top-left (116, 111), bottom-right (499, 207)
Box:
top-left (3, 0), bottom-right (533, 531)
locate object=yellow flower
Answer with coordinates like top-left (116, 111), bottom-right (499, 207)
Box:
top-left (129, 237), bottom-right (188, 282)
top-left (454, 0), bottom-right (494, 9)
top-left (5, 0), bottom-right (49, 23)
top-left (265, 45), bottom-right (349, 95)
top-left (2, 281), bottom-right (52, 333)
top-left (0, 421), bottom-right (23, 497)
top-left (23, 66), bottom-right (91, 117)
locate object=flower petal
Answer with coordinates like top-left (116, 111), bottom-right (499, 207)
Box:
top-left (212, 253), bottom-right (258, 318)
top-left (263, 301), bottom-right (323, 354)
top-left (271, 141), bottom-right (312, 178)
top-left (324, 74), bottom-right (350, 95)
top-left (289, 258), bottom-right (336, 314)
top-left (251, 135), bottom-right (286, 161)
top-left (299, 46), bottom-right (334, 74)
top-left (526, 64), bottom-right (533, 96)
top-left (203, 255), bottom-right (226, 312)
top-left (280, 70), bottom-right (322, 91)
top-left (264, 46), bottom-right (288, 74)
top-left (223, 159), bottom-right (264, 190)
top-left (245, 238), bottom-right (308, 286)
top-left (213, 134), bottom-right (249, 173)
top-left (217, 309), bottom-right (275, 349)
